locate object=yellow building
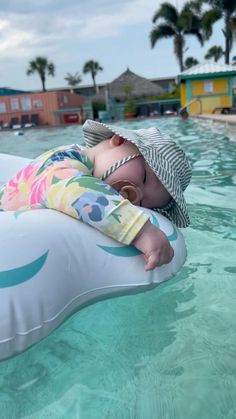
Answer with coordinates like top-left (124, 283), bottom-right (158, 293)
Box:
top-left (177, 63), bottom-right (236, 114)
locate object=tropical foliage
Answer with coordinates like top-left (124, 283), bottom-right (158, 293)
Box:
top-left (200, 0), bottom-right (236, 64)
top-left (123, 99), bottom-right (136, 116)
top-left (26, 57), bottom-right (55, 91)
top-left (204, 45), bottom-right (224, 62)
top-left (185, 56), bottom-right (199, 68)
top-left (83, 60), bottom-right (103, 93)
top-left (149, 88), bottom-right (180, 101)
top-left (64, 72), bottom-right (82, 91)
top-left (150, 2), bottom-right (204, 71)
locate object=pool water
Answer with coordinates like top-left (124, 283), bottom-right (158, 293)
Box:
top-left (0, 118), bottom-right (236, 419)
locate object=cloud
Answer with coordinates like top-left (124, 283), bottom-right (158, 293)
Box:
top-left (0, 0), bottom-right (191, 59)
top-left (1, 0), bottom-right (209, 89)
top-left (0, 0), bottom-right (157, 56)
top-left (0, 0), bottom-right (72, 14)
top-left (78, 0), bottom-right (157, 40)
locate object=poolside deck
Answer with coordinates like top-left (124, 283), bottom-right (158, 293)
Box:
top-left (193, 113), bottom-right (236, 125)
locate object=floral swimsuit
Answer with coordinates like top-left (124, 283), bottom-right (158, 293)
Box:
top-left (0, 145), bottom-right (149, 245)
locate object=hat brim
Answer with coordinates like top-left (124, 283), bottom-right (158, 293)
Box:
top-left (83, 119), bottom-right (190, 228)
top-left (145, 152), bottom-right (190, 228)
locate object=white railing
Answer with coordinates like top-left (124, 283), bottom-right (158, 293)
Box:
top-left (179, 98), bottom-right (202, 114)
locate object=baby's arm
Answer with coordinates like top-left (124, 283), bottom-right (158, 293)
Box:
top-left (132, 220), bottom-right (174, 271)
top-left (50, 173), bottom-right (173, 270)
top-left (0, 149), bottom-right (173, 270)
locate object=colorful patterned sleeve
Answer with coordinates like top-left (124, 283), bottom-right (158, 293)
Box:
top-left (0, 145), bottom-right (149, 245)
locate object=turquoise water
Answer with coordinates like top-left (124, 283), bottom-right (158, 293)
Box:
top-left (0, 118), bottom-right (236, 419)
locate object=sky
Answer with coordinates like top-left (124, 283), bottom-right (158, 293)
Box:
top-left (0, 0), bottom-right (233, 91)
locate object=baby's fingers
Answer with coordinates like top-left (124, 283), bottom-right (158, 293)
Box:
top-left (144, 253), bottom-right (161, 271)
top-left (144, 247), bottom-right (174, 271)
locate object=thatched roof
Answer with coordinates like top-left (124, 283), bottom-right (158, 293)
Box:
top-left (94, 68), bottom-right (164, 102)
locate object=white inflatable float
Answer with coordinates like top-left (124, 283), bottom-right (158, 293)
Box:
top-left (0, 153), bottom-right (187, 360)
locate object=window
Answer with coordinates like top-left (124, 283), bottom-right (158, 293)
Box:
top-left (63, 95), bottom-right (68, 104)
top-left (33, 99), bottom-right (42, 109)
top-left (11, 98), bottom-right (19, 111)
top-left (204, 80), bottom-right (213, 93)
top-left (0, 102), bottom-right (6, 113)
top-left (21, 96), bottom-right (31, 111)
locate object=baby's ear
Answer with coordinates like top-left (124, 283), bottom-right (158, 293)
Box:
top-left (110, 135), bottom-right (125, 147)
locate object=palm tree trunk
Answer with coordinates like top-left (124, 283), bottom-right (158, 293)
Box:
top-left (224, 13), bottom-right (231, 64)
top-left (92, 74), bottom-right (97, 94)
top-left (41, 74), bottom-right (46, 92)
top-left (179, 52), bottom-right (184, 72)
top-left (175, 34), bottom-right (184, 72)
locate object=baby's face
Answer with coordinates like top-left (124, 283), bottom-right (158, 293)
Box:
top-left (92, 135), bottom-right (171, 208)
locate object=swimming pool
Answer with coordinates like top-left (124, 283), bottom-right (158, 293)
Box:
top-left (0, 118), bottom-right (236, 419)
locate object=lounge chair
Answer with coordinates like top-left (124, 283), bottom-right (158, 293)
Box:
top-left (2, 122), bottom-right (9, 129)
top-left (10, 117), bottom-right (21, 129)
top-left (21, 114), bottom-right (34, 128)
top-left (21, 114), bottom-right (30, 125)
top-left (30, 114), bottom-right (39, 126)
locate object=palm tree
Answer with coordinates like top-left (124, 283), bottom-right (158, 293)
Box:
top-left (204, 45), bottom-right (224, 62)
top-left (150, 2), bottom-right (204, 72)
top-left (185, 56), bottom-right (199, 68)
top-left (26, 57), bottom-right (55, 91)
top-left (64, 72), bottom-right (82, 92)
top-left (83, 60), bottom-right (103, 93)
top-left (200, 0), bottom-right (236, 64)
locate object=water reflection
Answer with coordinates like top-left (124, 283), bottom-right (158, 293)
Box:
top-left (1, 117), bottom-right (236, 418)
top-left (0, 268), bottom-right (196, 418)
top-left (189, 203), bottom-right (236, 240)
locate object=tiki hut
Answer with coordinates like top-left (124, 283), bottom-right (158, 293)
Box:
top-left (94, 68), bottom-right (164, 102)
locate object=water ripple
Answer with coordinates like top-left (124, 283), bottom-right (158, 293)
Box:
top-left (1, 117), bottom-right (236, 419)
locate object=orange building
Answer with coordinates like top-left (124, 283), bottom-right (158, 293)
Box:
top-left (0, 89), bottom-right (85, 128)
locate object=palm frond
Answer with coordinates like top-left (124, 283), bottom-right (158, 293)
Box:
top-left (178, 8), bottom-right (200, 32)
top-left (83, 60), bottom-right (103, 74)
top-left (184, 1), bottom-right (202, 14)
top-left (185, 28), bottom-right (204, 46)
top-left (185, 56), bottom-right (199, 68)
top-left (201, 9), bottom-right (222, 39)
top-left (64, 72), bottom-right (82, 87)
top-left (204, 45), bottom-right (224, 61)
top-left (47, 63), bottom-right (55, 77)
top-left (26, 56), bottom-right (55, 91)
top-left (152, 2), bottom-right (178, 26)
top-left (150, 24), bottom-right (176, 48)
top-left (202, 0), bottom-right (236, 13)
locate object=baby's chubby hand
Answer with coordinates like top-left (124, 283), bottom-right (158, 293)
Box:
top-left (132, 220), bottom-right (174, 271)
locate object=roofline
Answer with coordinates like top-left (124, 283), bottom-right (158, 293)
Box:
top-left (150, 76), bottom-right (175, 82)
top-left (2, 76), bottom-right (177, 94)
top-left (178, 70), bottom-right (236, 82)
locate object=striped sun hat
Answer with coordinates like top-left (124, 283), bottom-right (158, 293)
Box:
top-left (82, 119), bottom-right (192, 228)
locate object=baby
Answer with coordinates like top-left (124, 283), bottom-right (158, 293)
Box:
top-left (0, 119), bottom-right (192, 271)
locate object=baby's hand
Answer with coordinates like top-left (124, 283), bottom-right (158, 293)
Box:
top-left (132, 220), bottom-right (174, 271)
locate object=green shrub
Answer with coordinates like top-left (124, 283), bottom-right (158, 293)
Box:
top-left (124, 99), bottom-right (136, 114)
top-left (92, 101), bottom-right (106, 112)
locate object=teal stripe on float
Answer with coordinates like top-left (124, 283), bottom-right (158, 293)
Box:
top-left (97, 244), bottom-right (140, 256)
top-left (0, 251), bottom-right (49, 288)
top-left (167, 225), bottom-right (178, 241)
top-left (96, 214), bottom-right (176, 257)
